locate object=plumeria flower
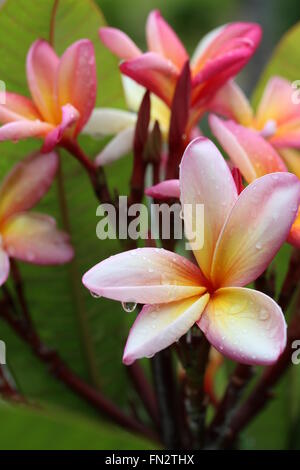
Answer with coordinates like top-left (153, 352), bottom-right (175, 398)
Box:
top-left (209, 77), bottom-right (300, 177)
top-left (0, 39), bottom-right (96, 152)
top-left (0, 151), bottom-right (74, 285)
top-left (209, 113), bottom-right (300, 247)
top-left (83, 76), bottom-right (170, 166)
top-left (82, 138), bottom-right (300, 366)
top-left (99, 10), bottom-right (261, 130)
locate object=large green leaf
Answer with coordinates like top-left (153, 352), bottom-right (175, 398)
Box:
top-left (0, 402), bottom-right (155, 450)
top-left (0, 0), bottom-right (139, 424)
top-left (252, 21), bottom-right (300, 106)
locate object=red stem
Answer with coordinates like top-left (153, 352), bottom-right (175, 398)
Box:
top-left (0, 291), bottom-right (159, 444)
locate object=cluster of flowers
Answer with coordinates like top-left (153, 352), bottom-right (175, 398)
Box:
top-left (1, 10), bottom-right (300, 368)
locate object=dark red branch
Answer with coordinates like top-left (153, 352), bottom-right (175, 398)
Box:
top-left (0, 291), bottom-right (159, 444)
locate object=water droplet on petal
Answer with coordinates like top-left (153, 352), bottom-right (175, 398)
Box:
top-left (90, 291), bottom-right (101, 298)
top-left (122, 302), bottom-right (137, 313)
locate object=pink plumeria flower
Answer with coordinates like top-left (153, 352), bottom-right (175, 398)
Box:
top-left (209, 111), bottom-right (300, 247)
top-left (0, 39), bottom-right (96, 152)
top-left (99, 10), bottom-right (261, 128)
top-left (0, 151), bottom-right (74, 285)
top-left (82, 138), bottom-right (300, 366)
top-left (209, 77), bottom-right (300, 177)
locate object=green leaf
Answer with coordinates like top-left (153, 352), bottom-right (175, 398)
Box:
top-left (0, 403), bottom-right (155, 450)
top-left (252, 22), bottom-right (300, 106)
top-left (0, 0), bottom-right (136, 419)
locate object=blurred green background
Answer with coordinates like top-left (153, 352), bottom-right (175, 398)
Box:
top-left (0, 0), bottom-right (299, 450)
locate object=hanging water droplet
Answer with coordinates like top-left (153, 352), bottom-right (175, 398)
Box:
top-left (122, 302), bottom-right (137, 313)
top-left (90, 291), bottom-right (101, 298)
top-left (179, 209), bottom-right (184, 220)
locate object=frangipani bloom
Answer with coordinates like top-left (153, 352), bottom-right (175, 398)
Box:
top-left (0, 152), bottom-right (74, 285)
top-left (0, 39), bottom-right (96, 152)
top-left (83, 138), bottom-right (300, 366)
top-left (99, 10), bottom-right (261, 129)
top-left (83, 76), bottom-right (170, 166)
top-left (209, 77), bottom-right (300, 177)
top-left (209, 113), bottom-right (300, 247)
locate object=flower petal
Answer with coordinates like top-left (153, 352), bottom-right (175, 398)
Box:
top-left (288, 208), bottom-right (300, 248)
top-left (42, 104), bottom-right (79, 153)
top-left (26, 39), bottom-right (59, 123)
top-left (95, 126), bottom-right (135, 166)
top-left (0, 249), bottom-right (10, 286)
top-left (279, 148), bottom-right (300, 179)
top-left (180, 137), bottom-right (238, 279)
top-left (123, 293), bottom-right (210, 365)
top-left (191, 23), bottom-right (262, 76)
top-left (82, 248), bottom-right (207, 304)
top-left (0, 119), bottom-right (53, 143)
top-left (83, 108), bottom-right (137, 137)
top-left (57, 39), bottom-right (97, 134)
top-left (209, 115), bottom-right (287, 183)
top-left (0, 92), bottom-right (40, 123)
top-left (211, 173), bottom-right (300, 288)
top-left (2, 213), bottom-right (74, 265)
top-left (198, 287), bottom-right (286, 365)
top-left (269, 118), bottom-right (300, 149)
top-left (122, 76), bottom-right (171, 135)
top-left (120, 52), bottom-right (178, 107)
top-left (145, 179), bottom-right (180, 199)
top-left (146, 10), bottom-right (188, 70)
top-left (208, 80), bottom-right (253, 125)
top-left (99, 27), bottom-right (141, 60)
top-left (0, 151), bottom-right (58, 222)
top-left (191, 23), bottom-right (261, 108)
top-left (256, 77), bottom-right (300, 129)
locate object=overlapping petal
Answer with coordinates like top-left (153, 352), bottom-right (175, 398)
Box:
top-left (2, 213), bottom-right (74, 265)
top-left (209, 115), bottom-right (287, 182)
top-left (0, 92), bottom-right (41, 123)
top-left (82, 248), bottom-right (207, 304)
top-left (191, 22), bottom-right (262, 76)
top-left (57, 39), bottom-right (97, 134)
top-left (123, 294), bottom-right (209, 365)
top-left (99, 27), bottom-right (142, 60)
top-left (0, 119), bottom-right (53, 143)
top-left (279, 148), bottom-right (300, 179)
top-left (180, 137), bottom-right (238, 279)
top-left (95, 127), bottom-right (135, 166)
top-left (145, 179), bottom-right (180, 199)
top-left (256, 77), bottom-right (300, 129)
top-left (288, 209), bottom-right (300, 248)
top-left (42, 104), bottom-right (79, 152)
top-left (120, 52), bottom-right (178, 106)
top-left (269, 119), bottom-right (300, 148)
top-left (211, 173), bottom-right (300, 288)
top-left (208, 80), bottom-right (253, 125)
top-left (26, 39), bottom-right (59, 123)
top-left (0, 151), bottom-right (58, 223)
top-left (146, 10), bottom-right (188, 70)
top-left (83, 108), bottom-right (137, 136)
top-left (198, 287), bottom-right (286, 365)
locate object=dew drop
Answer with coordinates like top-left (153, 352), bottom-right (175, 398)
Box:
top-left (90, 291), bottom-right (101, 298)
top-left (122, 302), bottom-right (137, 313)
top-left (255, 242), bottom-right (262, 250)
